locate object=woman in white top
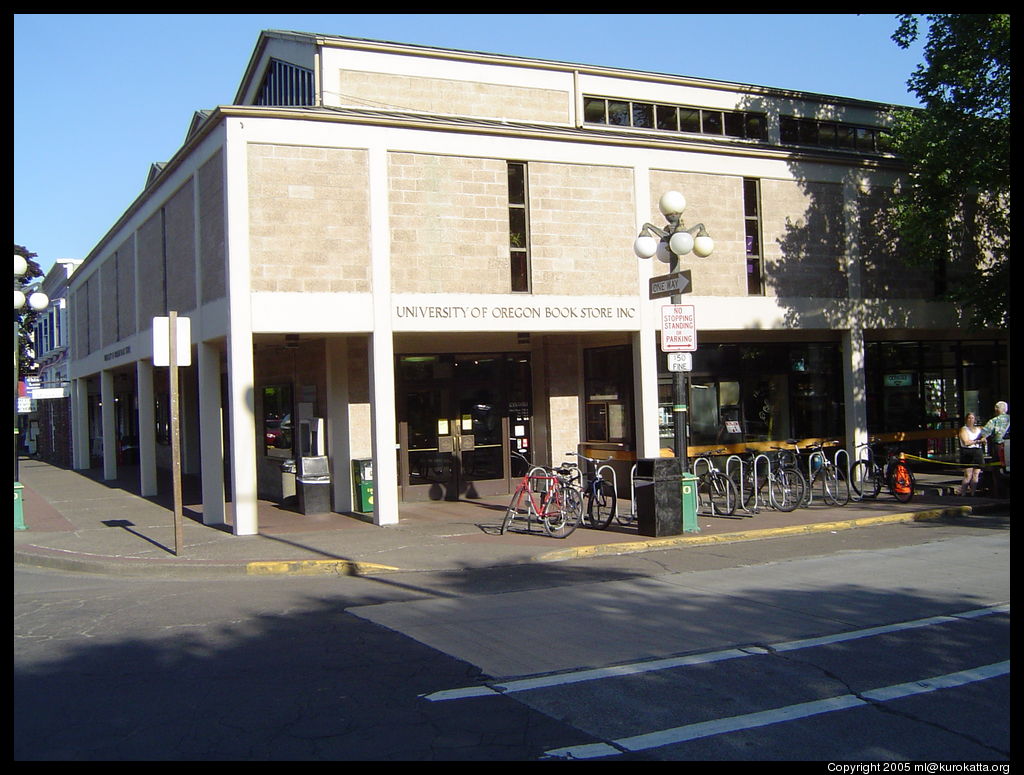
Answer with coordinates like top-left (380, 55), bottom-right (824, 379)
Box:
top-left (958, 413), bottom-right (984, 495)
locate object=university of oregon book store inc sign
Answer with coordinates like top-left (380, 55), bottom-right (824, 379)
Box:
top-left (393, 300), bottom-right (641, 330)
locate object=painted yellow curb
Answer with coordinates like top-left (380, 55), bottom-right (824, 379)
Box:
top-left (533, 507), bottom-right (971, 564)
top-left (246, 559), bottom-right (399, 576)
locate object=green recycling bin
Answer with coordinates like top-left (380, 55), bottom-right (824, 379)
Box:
top-left (353, 459), bottom-right (374, 513)
top-left (680, 472), bottom-right (699, 533)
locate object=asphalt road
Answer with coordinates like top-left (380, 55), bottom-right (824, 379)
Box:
top-left (14, 516), bottom-right (1010, 761)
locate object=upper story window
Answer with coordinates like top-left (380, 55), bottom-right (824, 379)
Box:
top-left (256, 59), bottom-right (315, 107)
top-left (744, 179), bottom-right (765, 296)
top-left (583, 95), bottom-right (768, 141)
top-left (508, 162), bottom-right (531, 293)
top-left (780, 116), bottom-right (892, 153)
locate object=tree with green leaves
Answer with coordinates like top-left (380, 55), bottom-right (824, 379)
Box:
top-left (14, 244), bottom-right (46, 379)
top-left (889, 13), bottom-right (1010, 329)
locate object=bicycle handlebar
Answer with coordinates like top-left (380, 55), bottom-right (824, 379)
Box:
top-left (565, 451), bottom-right (615, 465)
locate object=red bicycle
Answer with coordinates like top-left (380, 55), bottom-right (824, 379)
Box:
top-left (501, 450), bottom-right (582, 538)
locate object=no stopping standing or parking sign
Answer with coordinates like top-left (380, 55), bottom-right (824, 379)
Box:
top-left (661, 304), bottom-right (696, 352)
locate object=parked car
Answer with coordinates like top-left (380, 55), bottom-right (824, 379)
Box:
top-left (264, 413), bottom-right (292, 450)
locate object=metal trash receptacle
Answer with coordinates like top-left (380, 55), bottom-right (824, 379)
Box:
top-left (352, 459), bottom-right (374, 513)
top-left (634, 457), bottom-right (683, 537)
top-left (296, 456), bottom-right (332, 515)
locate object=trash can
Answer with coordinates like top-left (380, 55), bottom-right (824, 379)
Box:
top-left (296, 456), bottom-right (332, 515)
top-left (634, 457), bottom-right (683, 537)
top-left (681, 472), bottom-right (699, 533)
top-left (352, 458), bottom-right (374, 513)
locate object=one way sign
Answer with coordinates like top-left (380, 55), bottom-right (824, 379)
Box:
top-left (649, 270), bottom-right (692, 299)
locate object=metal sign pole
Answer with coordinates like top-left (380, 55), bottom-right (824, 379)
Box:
top-left (168, 310), bottom-right (184, 555)
top-left (669, 256), bottom-right (689, 473)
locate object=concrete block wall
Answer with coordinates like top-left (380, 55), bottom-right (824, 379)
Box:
top-left (164, 179), bottom-right (197, 313)
top-left (528, 162), bottom-right (636, 296)
top-left (760, 178), bottom-right (847, 298)
top-left (388, 152), bottom-right (509, 294)
top-left (648, 171), bottom-right (746, 297)
top-left (335, 69), bottom-right (571, 124)
top-left (198, 150), bottom-right (227, 304)
top-left (115, 235), bottom-right (136, 339)
top-left (247, 144), bottom-right (372, 293)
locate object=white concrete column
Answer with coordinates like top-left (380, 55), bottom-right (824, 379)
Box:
top-left (181, 364), bottom-right (201, 475)
top-left (224, 116), bottom-right (258, 536)
top-left (225, 335), bottom-right (258, 535)
top-left (71, 377), bottom-right (90, 469)
top-left (100, 370), bottom-right (117, 480)
top-left (326, 337), bottom-right (353, 513)
top-left (632, 165), bottom-right (661, 457)
top-left (136, 359), bottom-right (158, 496)
top-left (632, 329), bottom-right (660, 457)
top-left (197, 341), bottom-right (225, 525)
top-left (369, 334), bottom-right (399, 525)
top-left (367, 145), bottom-right (398, 525)
top-left (842, 327), bottom-right (869, 463)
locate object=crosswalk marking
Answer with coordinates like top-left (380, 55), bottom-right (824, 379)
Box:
top-left (545, 661), bottom-right (1010, 759)
top-left (422, 603), bottom-right (1008, 702)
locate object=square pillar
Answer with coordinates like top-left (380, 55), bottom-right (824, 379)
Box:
top-left (136, 359), bottom-right (158, 496)
top-left (198, 342), bottom-right (226, 525)
top-left (100, 370), bottom-right (117, 480)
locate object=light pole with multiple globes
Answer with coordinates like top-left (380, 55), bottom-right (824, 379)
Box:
top-left (14, 254), bottom-right (49, 530)
top-left (633, 191), bottom-right (714, 473)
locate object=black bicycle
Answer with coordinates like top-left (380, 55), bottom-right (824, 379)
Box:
top-left (563, 452), bottom-right (618, 529)
top-left (782, 439), bottom-right (849, 506)
top-left (850, 440), bottom-right (915, 503)
top-left (735, 448), bottom-right (807, 513)
top-left (691, 448), bottom-right (738, 516)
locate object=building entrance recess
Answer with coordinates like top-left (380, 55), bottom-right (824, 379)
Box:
top-left (396, 353), bottom-right (531, 501)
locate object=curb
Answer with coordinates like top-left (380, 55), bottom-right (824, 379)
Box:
top-left (532, 506), bottom-right (974, 564)
top-left (14, 503), bottom-right (1004, 577)
top-left (246, 559), bottom-right (401, 576)
top-left (12, 545), bottom-right (251, 577)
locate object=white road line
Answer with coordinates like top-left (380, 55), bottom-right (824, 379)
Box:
top-left (545, 661), bottom-right (1010, 759)
top-left (422, 603), bottom-right (1009, 702)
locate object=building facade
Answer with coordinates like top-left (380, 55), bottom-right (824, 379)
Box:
top-left (67, 31), bottom-right (1008, 535)
top-left (24, 259), bottom-right (82, 466)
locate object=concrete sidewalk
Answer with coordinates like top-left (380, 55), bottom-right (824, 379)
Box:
top-left (14, 457), bottom-right (1009, 577)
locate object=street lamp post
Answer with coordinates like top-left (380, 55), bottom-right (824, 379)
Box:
top-left (14, 254), bottom-right (49, 530)
top-left (634, 191), bottom-right (714, 473)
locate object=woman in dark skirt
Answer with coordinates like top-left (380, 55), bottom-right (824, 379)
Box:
top-left (958, 413), bottom-right (984, 496)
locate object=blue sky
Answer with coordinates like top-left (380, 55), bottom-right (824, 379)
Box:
top-left (14, 13), bottom-right (925, 274)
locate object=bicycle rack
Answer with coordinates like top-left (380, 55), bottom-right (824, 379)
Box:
top-left (803, 447), bottom-right (853, 505)
top-left (752, 453), bottom-right (774, 512)
top-left (804, 450), bottom-right (825, 505)
top-left (595, 462), bottom-right (618, 519)
top-left (691, 456), bottom-right (714, 514)
top-left (629, 463), bottom-right (647, 522)
top-left (731, 453), bottom-right (771, 513)
top-left (835, 448), bottom-right (852, 502)
top-left (849, 444), bottom-right (873, 501)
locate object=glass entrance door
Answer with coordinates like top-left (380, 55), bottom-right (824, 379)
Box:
top-left (397, 354), bottom-right (529, 501)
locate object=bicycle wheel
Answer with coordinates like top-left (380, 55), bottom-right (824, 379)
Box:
top-left (850, 460), bottom-right (881, 499)
top-left (707, 472), bottom-right (737, 516)
top-left (588, 479), bottom-right (617, 530)
top-left (543, 484), bottom-right (581, 538)
top-left (821, 464), bottom-right (847, 506)
top-left (501, 488), bottom-right (526, 534)
top-left (888, 461), bottom-right (915, 503)
top-left (740, 473), bottom-right (763, 511)
top-left (771, 468), bottom-right (806, 512)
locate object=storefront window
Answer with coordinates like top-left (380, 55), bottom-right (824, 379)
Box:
top-left (584, 345), bottom-right (633, 444)
top-left (262, 384), bottom-right (293, 459)
top-left (865, 339), bottom-right (1008, 443)
top-left (662, 342), bottom-right (843, 446)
